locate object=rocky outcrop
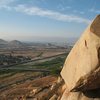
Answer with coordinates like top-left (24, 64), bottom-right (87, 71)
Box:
top-left (61, 15), bottom-right (100, 100)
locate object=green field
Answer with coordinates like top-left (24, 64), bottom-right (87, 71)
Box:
top-left (0, 53), bottom-right (68, 77)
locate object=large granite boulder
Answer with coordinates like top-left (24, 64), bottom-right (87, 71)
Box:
top-left (61, 15), bottom-right (100, 100)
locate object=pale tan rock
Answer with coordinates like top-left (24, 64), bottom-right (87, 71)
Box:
top-left (71, 67), bottom-right (100, 92)
top-left (61, 15), bottom-right (100, 91)
top-left (30, 87), bottom-right (42, 95)
top-left (61, 15), bottom-right (100, 100)
top-left (90, 15), bottom-right (100, 37)
top-left (49, 94), bottom-right (58, 100)
top-left (50, 83), bottom-right (57, 90)
top-left (57, 76), bottom-right (62, 83)
top-left (61, 84), bottom-right (66, 93)
top-left (57, 96), bottom-right (61, 100)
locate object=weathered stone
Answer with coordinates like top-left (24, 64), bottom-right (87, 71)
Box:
top-left (61, 89), bottom-right (100, 100)
top-left (61, 15), bottom-right (100, 91)
top-left (49, 94), bottom-right (58, 100)
top-left (61, 15), bottom-right (100, 100)
top-left (71, 67), bottom-right (100, 92)
top-left (90, 15), bottom-right (100, 37)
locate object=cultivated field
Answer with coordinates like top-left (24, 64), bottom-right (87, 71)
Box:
top-left (0, 43), bottom-right (71, 99)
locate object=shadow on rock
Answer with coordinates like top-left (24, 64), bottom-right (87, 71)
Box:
top-left (83, 88), bottom-right (100, 98)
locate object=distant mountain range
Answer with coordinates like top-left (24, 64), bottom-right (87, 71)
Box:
top-left (8, 40), bottom-right (25, 47)
top-left (0, 39), bottom-right (8, 44)
top-left (0, 39), bottom-right (25, 48)
top-left (0, 38), bottom-right (77, 49)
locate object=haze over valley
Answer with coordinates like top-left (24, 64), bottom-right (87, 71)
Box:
top-left (0, 0), bottom-right (99, 99)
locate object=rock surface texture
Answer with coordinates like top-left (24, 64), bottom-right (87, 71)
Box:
top-left (61, 15), bottom-right (100, 100)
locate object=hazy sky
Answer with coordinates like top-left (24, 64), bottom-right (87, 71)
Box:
top-left (0, 0), bottom-right (100, 42)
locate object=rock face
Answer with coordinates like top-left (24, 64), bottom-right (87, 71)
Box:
top-left (71, 67), bottom-right (100, 92)
top-left (61, 15), bottom-right (100, 100)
